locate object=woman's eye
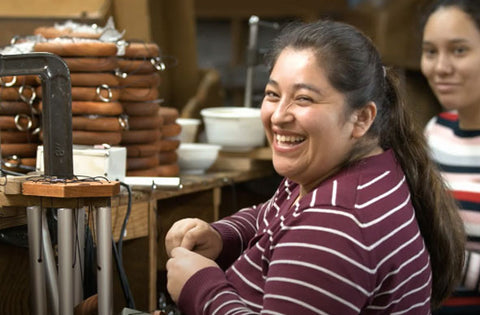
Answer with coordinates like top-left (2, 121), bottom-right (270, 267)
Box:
top-left (422, 47), bottom-right (437, 58)
top-left (453, 46), bottom-right (467, 55)
top-left (296, 96), bottom-right (313, 104)
top-left (264, 91), bottom-right (279, 99)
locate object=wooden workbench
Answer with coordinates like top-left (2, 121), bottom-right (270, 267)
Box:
top-left (0, 165), bottom-right (277, 314)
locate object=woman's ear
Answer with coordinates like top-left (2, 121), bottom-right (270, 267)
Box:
top-left (351, 101), bottom-right (377, 139)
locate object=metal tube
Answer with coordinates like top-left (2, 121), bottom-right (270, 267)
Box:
top-left (0, 53), bottom-right (73, 178)
top-left (244, 15), bottom-right (259, 108)
top-left (26, 206), bottom-right (47, 315)
top-left (58, 208), bottom-right (74, 315)
top-left (96, 206), bottom-right (113, 315)
top-left (42, 211), bottom-right (59, 315)
top-left (73, 207), bottom-right (85, 306)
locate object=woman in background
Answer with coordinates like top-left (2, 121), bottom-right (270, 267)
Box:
top-left (163, 19), bottom-right (465, 314)
top-left (421, 0), bottom-right (480, 312)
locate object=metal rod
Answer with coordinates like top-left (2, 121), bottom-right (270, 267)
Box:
top-left (96, 206), bottom-right (113, 315)
top-left (58, 208), bottom-right (74, 315)
top-left (74, 207), bottom-right (85, 306)
top-left (27, 206), bottom-right (47, 315)
top-left (0, 52), bottom-right (73, 178)
top-left (244, 15), bottom-right (259, 108)
top-left (42, 211), bottom-right (59, 315)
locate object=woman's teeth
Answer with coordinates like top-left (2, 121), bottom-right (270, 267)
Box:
top-left (275, 134), bottom-right (305, 144)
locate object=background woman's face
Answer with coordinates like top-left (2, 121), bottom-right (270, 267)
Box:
top-left (421, 6), bottom-right (480, 112)
top-left (261, 48), bottom-right (356, 192)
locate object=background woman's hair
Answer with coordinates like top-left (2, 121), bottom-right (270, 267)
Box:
top-left (420, 0), bottom-right (480, 33)
top-left (265, 19), bottom-right (466, 308)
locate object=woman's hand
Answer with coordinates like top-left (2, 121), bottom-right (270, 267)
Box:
top-left (166, 247), bottom-right (219, 302)
top-left (165, 218), bottom-right (223, 260)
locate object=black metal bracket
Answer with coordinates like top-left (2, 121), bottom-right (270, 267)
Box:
top-left (0, 52), bottom-right (73, 178)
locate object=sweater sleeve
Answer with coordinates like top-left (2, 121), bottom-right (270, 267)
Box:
top-left (210, 202), bottom-right (266, 269)
top-left (177, 206), bottom-right (375, 315)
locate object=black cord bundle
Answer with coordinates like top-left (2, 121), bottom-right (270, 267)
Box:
top-left (112, 181), bottom-right (135, 309)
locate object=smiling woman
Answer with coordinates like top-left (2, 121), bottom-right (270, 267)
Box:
top-left (421, 0), bottom-right (480, 313)
top-left (162, 19), bottom-right (465, 315)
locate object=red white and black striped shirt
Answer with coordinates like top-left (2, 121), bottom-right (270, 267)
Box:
top-left (177, 149), bottom-right (432, 314)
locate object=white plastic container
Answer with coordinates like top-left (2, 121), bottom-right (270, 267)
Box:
top-left (200, 107), bottom-right (265, 152)
top-left (36, 145), bottom-right (126, 181)
top-left (175, 118), bottom-right (201, 143)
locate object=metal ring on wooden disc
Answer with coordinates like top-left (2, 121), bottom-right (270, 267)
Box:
top-left (114, 69), bottom-right (128, 79)
top-left (0, 76), bottom-right (17, 87)
top-left (32, 126), bottom-right (41, 135)
top-left (118, 115), bottom-right (129, 130)
top-left (14, 114), bottom-right (33, 131)
top-left (150, 57), bottom-right (166, 71)
top-left (18, 85), bottom-right (37, 104)
top-left (3, 155), bottom-right (21, 168)
top-left (96, 84), bottom-right (113, 102)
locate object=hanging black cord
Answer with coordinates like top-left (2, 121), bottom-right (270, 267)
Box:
top-left (111, 181), bottom-right (135, 309)
top-left (118, 182), bottom-right (132, 258)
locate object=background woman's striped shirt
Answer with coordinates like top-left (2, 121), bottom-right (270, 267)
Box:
top-left (425, 111), bottom-right (480, 291)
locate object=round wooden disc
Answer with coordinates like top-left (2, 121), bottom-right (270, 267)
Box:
top-left (126, 163), bottom-right (179, 177)
top-left (63, 57), bottom-right (118, 72)
top-left (127, 155), bottom-right (160, 171)
top-left (158, 139), bottom-right (180, 152)
top-left (161, 123), bottom-right (181, 138)
top-left (1, 143), bottom-right (38, 157)
top-left (72, 130), bottom-right (122, 145)
top-left (158, 107), bottom-right (179, 125)
top-left (123, 42), bottom-right (160, 58)
top-left (0, 131), bottom-right (39, 144)
top-left (72, 116), bottom-right (124, 131)
top-left (34, 41), bottom-right (118, 57)
top-left (127, 115), bottom-right (163, 130)
top-left (125, 142), bottom-right (161, 158)
top-left (121, 129), bottom-right (162, 144)
top-left (0, 102), bottom-right (32, 115)
top-left (121, 102), bottom-right (160, 116)
top-left (70, 73), bottom-right (120, 87)
top-left (117, 73), bottom-right (161, 88)
top-left (119, 87), bottom-right (159, 102)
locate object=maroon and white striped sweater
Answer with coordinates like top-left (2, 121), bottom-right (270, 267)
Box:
top-left (177, 149), bottom-right (432, 314)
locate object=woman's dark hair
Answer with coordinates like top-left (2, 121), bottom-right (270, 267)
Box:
top-left (421, 0), bottom-right (480, 33)
top-left (265, 19), bottom-right (465, 309)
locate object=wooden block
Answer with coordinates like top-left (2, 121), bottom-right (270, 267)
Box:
top-left (210, 156), bottom-right (272, 172)
top-left (22, 180), bottom-right (120, 198)
top-left (111, 201), bottom-right (150, 241)
top-left (219, 146), bottom-right (272, 160)
top-left (0, 206), bottom-right (27, 229)
top-left (0, 176), bottom-right (29, 195)
top-left (210, 146), bottom-right (272, 171)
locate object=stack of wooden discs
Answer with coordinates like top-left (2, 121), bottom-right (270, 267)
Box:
top-left (0, 75), bottom-right (41, 174)
top-left (33, 39), bottom-right (125, 147)
top-left (118, 43), bottom-right (179, 177)
top-left (132, 106), bottom-right (181, 177)
top-left (1, 19), bottom-right (181, 178)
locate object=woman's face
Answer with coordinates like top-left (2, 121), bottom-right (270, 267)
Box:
top-left (421, 6), bottom-right (480, 112)
top-left (261, 48), bottom-right (358, 193)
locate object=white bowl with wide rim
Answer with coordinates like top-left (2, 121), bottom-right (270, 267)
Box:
top-left (177, 143), bottom-right (221, 174)
top-left (200, 107), bottom-right (265, 152)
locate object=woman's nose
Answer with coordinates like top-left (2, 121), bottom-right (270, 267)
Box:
top-left (271, 99), bottom-right (294, 124)
top-left (434, 53), bottom-right (454, 75)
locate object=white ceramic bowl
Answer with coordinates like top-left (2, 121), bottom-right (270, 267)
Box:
top-left (175, 118), bottom-right (201, 143)
top-left (177, 143), bottom-right (221, 174)
top-left (200, 107), bottom-right (265, 152)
